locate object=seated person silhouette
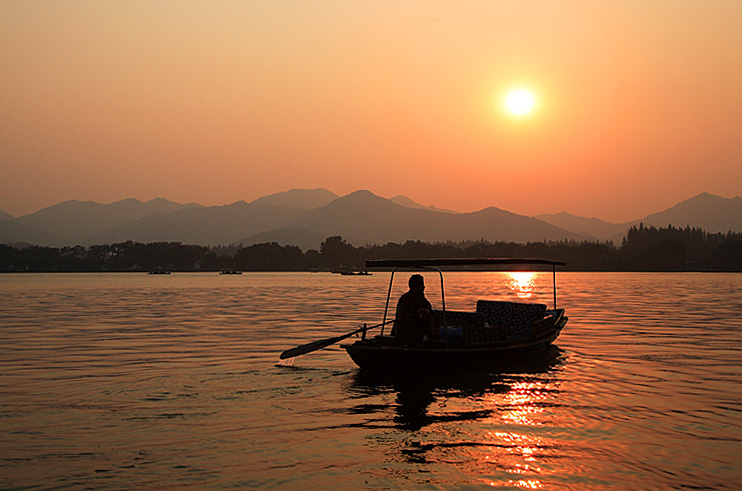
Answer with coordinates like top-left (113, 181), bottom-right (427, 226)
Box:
top-left (391, 274), bottom-right (434, 343)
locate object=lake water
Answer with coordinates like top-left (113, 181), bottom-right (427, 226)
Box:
top-left (1, 272), bottom-right (740, 490)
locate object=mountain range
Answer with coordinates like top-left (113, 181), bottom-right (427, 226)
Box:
top-left (1, 190), bottom-right (740, 250)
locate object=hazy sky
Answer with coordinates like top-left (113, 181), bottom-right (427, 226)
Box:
top-left (1, 1), bottom-right (740, 221)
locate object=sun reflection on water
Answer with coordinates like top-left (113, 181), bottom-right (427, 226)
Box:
top-left (508, 479), bottom-right (543, 489)
top-left (499, 380), bottom-right (550, 427)
top-left (507, 272), bottom-right (539, 299)
top-left (474, 378), bottom-right (554, 488)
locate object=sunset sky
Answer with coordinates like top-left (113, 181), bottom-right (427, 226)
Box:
top-left (1, 1), bottom-right (740, 222)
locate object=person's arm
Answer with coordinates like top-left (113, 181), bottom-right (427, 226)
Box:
top-left (391, 298), bottom-right (405, 336)
top-left (423, 296), bottom-right (432, 311)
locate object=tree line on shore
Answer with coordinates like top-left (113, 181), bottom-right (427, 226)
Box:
top-left (1, 224), bottom-right (740, 272)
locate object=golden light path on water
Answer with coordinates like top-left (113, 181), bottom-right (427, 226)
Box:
top-left (474, 379), bottom-right (552, 489)
top-left (507, 272), bottom-right (539, 300)
top-left (491, 274), bottom-right (555, 488)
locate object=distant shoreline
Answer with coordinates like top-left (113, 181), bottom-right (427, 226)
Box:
top-left (2, 224), bottom-right (741, 273)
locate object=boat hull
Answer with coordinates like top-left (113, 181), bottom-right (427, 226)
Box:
top-left (342, 316), bottom-right (567, 372)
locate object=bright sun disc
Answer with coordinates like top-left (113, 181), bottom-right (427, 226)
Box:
top-left (504, 89), bottom-right (536, 116)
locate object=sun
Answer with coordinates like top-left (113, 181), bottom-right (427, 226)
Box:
top-left (503, 88), bottom-right (536, 117)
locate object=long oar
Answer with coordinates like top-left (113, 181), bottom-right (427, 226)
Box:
top-left (279, 316), bottom-right (410, 360)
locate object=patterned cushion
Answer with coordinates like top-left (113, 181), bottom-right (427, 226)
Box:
top-left (476, 300), bottom-right (547, 340)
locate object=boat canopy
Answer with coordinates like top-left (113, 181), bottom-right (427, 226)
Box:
top-left (367, 258), bottom-right (566, 331)
top-left (366, 258), bottom-right (566, 268)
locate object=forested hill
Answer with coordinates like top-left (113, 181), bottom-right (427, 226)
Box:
top-left (1, 225), bottom-right (740, 273)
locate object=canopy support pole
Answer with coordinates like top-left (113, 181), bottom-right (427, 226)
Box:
top-left (553, 264), bottom-right (558, 310)
top-left (380, 267), bottom-right (397, 334)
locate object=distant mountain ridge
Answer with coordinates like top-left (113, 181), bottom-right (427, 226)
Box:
top-left (264, 190), bottom-right (585, 248)
top-left (0, 209), bottom-right (16, 222)
top-left (534, 212), bottom-right (632, 241)
top-left (536, 192), bottom-right (742, 241)
top-left (248, 188), bottom-right (339, 210)
top-left (88, 201), bottom-right (306, 246)
top-left (0, 220), bottom-right (64, 246)
top-left (1, 190), bottom-right (739, 249)
top-left (16, 198), bottom-right (202, 246)
top-left (390, 195), bottom-right (459, 214)
top-left (640, 192), bottom-right (742, 233)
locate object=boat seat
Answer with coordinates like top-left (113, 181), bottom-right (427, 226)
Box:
top-left (476, 300), bottom-right (547, 340)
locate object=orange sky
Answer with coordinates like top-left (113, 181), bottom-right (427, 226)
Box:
top-left (1, 1), bottom-right (740, 222)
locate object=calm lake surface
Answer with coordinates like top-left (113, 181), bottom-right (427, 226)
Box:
top-left (1, 272), bottom-right (740, 490)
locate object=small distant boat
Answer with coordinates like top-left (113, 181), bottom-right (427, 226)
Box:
top-left (148, 270), bottom-right (171, 275)
top-left (339, 270), bottom-right (372, 276)
top-left (219, 269), bottom-right (242, 275)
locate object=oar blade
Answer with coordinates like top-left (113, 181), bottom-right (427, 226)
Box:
top-left (279, 316), bottom-right (406, 360)
top-left (279, 335), bottom-right (344, 359)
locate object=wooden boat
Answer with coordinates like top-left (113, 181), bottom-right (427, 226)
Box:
top-left (340, 258), bottom-right (568, 371)
top-left (333, 268), bottom-right (373, 275)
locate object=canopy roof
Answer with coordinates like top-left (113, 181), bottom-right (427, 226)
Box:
top-left (366, 258), bottom-right (566, 268)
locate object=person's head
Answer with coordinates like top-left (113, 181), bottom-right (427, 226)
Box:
top-left (408, 274), bottom-right (425, 292)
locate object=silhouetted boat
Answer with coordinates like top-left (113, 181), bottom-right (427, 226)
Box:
top-left (340, 258), bottom-right (568, 371)
top-left (148, 270), bottom-right (171, 275)
top-left (331, 268), bottom-right (372, 275)
top-left (219, 269), bottom-right (242, 275)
